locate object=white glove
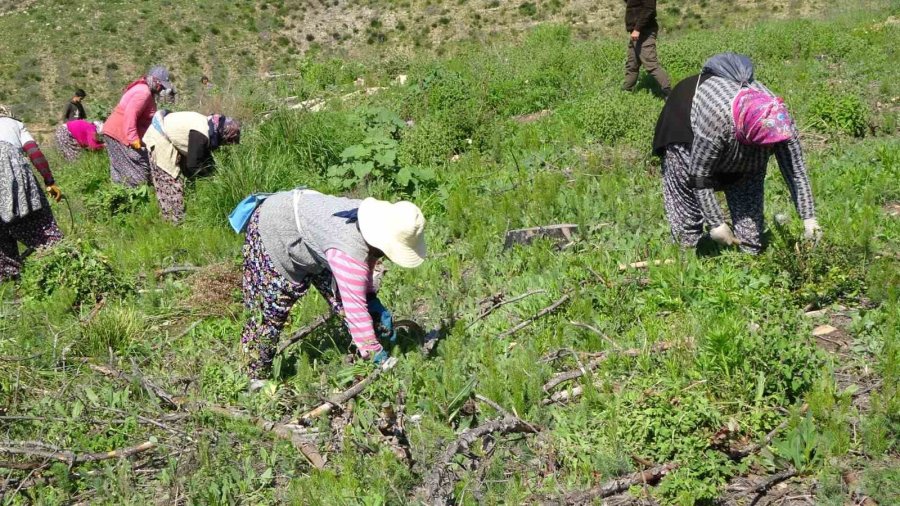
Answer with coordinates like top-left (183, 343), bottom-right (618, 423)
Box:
top-left (710, 223), bottom-right (740, 246)
top-left (803, 218), bottom-right (822, 242)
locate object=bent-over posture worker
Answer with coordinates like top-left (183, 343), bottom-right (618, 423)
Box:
top-left (55, 119), bottom-right (104, 162)
top-left (0, 105), bottom-right (64, 281)
top-left (143, 111), bottom-right (241, 223)
top-left (102, 66), bottom-right (175, 187)
top-left (240, 190), bottom-right (426, 386)
top-left (653, 53), bottom-right (821, 253)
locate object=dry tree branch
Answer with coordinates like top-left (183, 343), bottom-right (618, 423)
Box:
top-left (417, 416), bottom-right (540, 506)
top-left (89, 363), bottom-right (180, 410)
top-left (748, 467), bottom-right (798, 506)
top-left (276, 314), bottom-right (332, 354)
top-left (543, 342), bottom-right (674, 393)
top-left (296, 357), bottom-right (399, 425)
top-left (201, 404), bottom-right (325, 469)
top-left (466, 289), bottom-right (548, 330)
top-left (497, 294), bottom-right (571, 339)
top-left (154, 265), bottom-right (202, 278)
top-left (0, 441), bottom-right (156, 471)
top-left (542, 462), bottom-right (679, 505)
top-left (728, 404), bottom-right (809, 460)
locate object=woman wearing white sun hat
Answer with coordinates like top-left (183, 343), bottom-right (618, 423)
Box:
top-left (239, 188), bottom-right (426, 384)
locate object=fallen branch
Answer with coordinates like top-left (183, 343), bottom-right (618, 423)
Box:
top-left (748, 467), bottom-right (797, 506)
top-left (543, 462), bottom-right (679, 505)
top-left (543, 342), bottom-right (674, 393)
top-left (154, 265), bottom-right (202, 278)
top-left (201, 404), bottom-right (325, 469)
top-left (417, 416), bottom-right (539, 505)
top-left (728, 404), bottom-right (809, 460)
top-left (0, 441), bottom-right (155, 470)
top-left (296, 357), bottom-right (399, 425)
top-left (568, 321), bottom-right (619, 349)
top-left (842, 470), bottom-right (878, 506)
top-left (497, 294), bottom-right (571, 339)
top-left (276, 314), bottom-right (331, 354)
top-left (618, 259), bottom-right (675, 271)
top-left (503, 224), bottom-right (578, 250)
top-left (466, 289), bottom-right (547, 330)
top-left (89, 363), bottom-right (180, 410)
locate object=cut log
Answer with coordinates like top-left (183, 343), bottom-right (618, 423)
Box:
top-left (503, 224), bottom-right (578, 250)
top-left (0, 441), bottom-right (155, 470)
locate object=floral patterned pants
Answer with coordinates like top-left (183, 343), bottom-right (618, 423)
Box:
top-left (0, 208), bottom-right (63, 282)
top-left (149, 161), bottom-right (185, 224)
top-left (240, 210), bottom-right (344, 379)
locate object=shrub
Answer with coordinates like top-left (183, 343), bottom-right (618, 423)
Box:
top-left (327, 108), bottom-right (435, 191)
top-left (575, 90), bottom-right (657, 146)
top-left (84, 184), bottom-right (151, 219)
top-left (807, 90), bottom-right (868, 137)
top-left (20, 239), bottom-right (132, 307)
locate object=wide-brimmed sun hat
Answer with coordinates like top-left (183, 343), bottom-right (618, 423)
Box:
top-left (357, 198), bottom-right (426, 268)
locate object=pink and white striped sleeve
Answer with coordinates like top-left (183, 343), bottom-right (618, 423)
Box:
top-left (326, 249), bottom-right (382, 358)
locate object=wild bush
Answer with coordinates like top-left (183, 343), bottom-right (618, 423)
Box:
top-left (19, 239), bottom-right (132, 307)
top-left (327, 107), bottom-right (435, 190)
top-left (807, 90), bottom-right (869, 137)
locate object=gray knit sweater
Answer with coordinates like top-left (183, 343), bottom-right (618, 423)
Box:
top-left (689, 75), bottom-right (816, 226)
top-left (257, 190), bottom-right (371, 283)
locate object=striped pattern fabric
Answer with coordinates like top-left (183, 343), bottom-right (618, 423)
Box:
top-left (690, 76), bottom-right (816, 226)
top-left (326, 248), bottom-right (381, 355)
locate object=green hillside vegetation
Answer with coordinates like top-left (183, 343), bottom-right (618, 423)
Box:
top-left (1, 0), bottom-right (899, 504)
top-left (0, 0), bottom-right (832, 125)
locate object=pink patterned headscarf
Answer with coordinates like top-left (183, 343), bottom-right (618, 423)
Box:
top-left (732, 88), bottom-right (793, 146)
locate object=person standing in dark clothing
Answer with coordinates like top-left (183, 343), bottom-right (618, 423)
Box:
top-left (63, 89), bottom-right (87, 122)
top-left (623, 0), bottom-right (670, 96)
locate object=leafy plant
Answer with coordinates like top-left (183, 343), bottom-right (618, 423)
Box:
top-left (807, 90), bottom-right (869, 137)
top-left (327, 107), bottom-right (435, 190)
top-left (84, 184), bottom-right (151, 219)
top-left (19, 239), bottom-right (132, 307)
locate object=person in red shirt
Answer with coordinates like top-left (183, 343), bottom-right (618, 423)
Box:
top-left (102, 66), bottom-right (175, 187)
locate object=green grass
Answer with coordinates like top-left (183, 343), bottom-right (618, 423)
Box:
top-left (1, 1), bottom-right (899, 504)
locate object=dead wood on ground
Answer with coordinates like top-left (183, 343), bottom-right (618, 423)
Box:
top-left (296, 357), bottom-right (399, 425)
top-left (467, 289), bottom-right (548, 330)
top-left (542, 462), bottom-right (679, 505)
top-left (543, 342), bottom-right (674, 393)
top-left (417, 415), bottom-right (540, 505)
top-left (0, 441), bottom-right (156, 471)
top-left (497, 294), bottom-right (571, 339)
top-left (504, 224), bottom-right (578, 250)
top-left (276, 314), bottom-right (331, 354)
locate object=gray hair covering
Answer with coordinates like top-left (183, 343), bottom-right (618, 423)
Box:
top-left (146, 65), bottom-right (175, 93)
top-left (702, 52), bottom-right (755, 86)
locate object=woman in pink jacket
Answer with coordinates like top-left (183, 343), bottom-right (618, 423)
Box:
top-left (102, 66), bottom-right (175, 187)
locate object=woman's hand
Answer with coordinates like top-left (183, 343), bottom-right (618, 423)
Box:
top-left (710, 223), bottom-right (740, 246)
top-left (130, 139), bottom-right (143, 150)
top-left (46, 184), bottom-right (63, 202)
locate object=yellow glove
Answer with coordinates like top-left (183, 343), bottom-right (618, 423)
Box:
top-left (47, 184), bottom-right (63, 203)
top-left (130, 139), bottom-right (143, 150)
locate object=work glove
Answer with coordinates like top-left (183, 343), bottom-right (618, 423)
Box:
top-left (802, 218), bottom-right (822, 242)
top-left (130, 139), bottom-right (143, 150)
top-left (371, 349), bottom-right (389, 366)
top-left (46, 184), bottom-right (63, 203)
top-left (367, 295), bottom-right (396, 344)
top-left (709, 223), bottom-right (741, 247)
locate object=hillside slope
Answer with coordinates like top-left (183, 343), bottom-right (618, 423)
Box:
top-left (0, 0), bottom-right (830, 124)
